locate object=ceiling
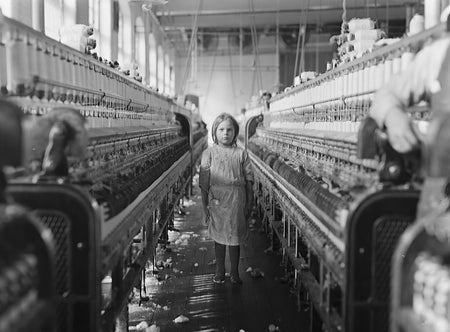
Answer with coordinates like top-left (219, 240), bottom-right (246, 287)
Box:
top-left (153, 0), bottom-right (422, 53)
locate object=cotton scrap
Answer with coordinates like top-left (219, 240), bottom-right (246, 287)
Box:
top-left (264, 247), bottom-right (273, 254)
top-left (145, 324), bottom-right (160, 332)
top-left (173, 315), bottom-right (190, 324)
top-left (250, 268), bottom-right (265, 278)
top-left (135, 321), bottom-right (149, 330)
top-left (268, 324), bottom-right (279, 331)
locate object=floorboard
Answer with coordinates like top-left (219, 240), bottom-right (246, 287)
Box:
top-left (128, 181), bottom-right (308, 332)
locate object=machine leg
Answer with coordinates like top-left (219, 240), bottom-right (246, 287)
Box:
top-left (309, 306), bottom-right (323, 332)
top-left (112, 256), bottom-right (128, 332)
top-left (115, 304), bottom-right (129, 332)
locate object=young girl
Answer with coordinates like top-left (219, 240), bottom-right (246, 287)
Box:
top-left (199, 113), bottom-right (254, 284)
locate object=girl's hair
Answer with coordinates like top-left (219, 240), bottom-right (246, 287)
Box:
top-left (211, 112), bottom-right (239, 145)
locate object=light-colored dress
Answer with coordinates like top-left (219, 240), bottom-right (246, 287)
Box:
top-left (199, 144), bottom-right (254, 245)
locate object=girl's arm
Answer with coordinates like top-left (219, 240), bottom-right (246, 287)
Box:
top-left (200, 188), bottom-right (210, 220)
top-left (242, 150), bottom-right (254, 218)
top-left (199, 149), bottom-right (211, 222)
top-left (245, 180), bottom-right (254, 218)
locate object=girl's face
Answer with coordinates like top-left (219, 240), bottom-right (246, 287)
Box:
top-left (216, 119), bottom-right (235, 146)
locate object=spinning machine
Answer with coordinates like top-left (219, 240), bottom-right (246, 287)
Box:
top-left (0, 13), bottom-right (207, 332)
top-left (242, 21), bottom-right (449, 332)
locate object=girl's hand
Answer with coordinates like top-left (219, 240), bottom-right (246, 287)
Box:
top-left (203, 208), bottom-right (210, 225)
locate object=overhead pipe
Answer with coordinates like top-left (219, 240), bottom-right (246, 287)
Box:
top-left (156, 3), bottom-right (415, 18)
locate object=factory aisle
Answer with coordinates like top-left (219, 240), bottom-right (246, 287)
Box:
top-left (128, 179), bottom-right (308, 332)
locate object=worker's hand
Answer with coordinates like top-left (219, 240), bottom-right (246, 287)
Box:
top-left (384, 107), bottom-right (422, 153)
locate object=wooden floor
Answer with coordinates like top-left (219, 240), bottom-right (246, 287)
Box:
top-left (129, 181), bottom-right (308, 332)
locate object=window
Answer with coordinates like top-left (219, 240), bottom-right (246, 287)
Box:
top-left (157, 45), bottom-right (164, 92)
top-left (170, 62), bottom-right (175, 95)
top-left (118, 9), bottom-right (124, 61)
top-left (113, 1), bottom-right (119, 32)
top-left (93, 0), bottom-right (111, 59)
top-left (88, 0), bottom-right (99, 31)
top-left (44, 0), bottom-right (76, 40)
top-left (135, 17), bottom-right (145, 83)
top-left (149, 34), bottom-right (157, 88)
top-left (118, 5), bottom-right (131, 66)
top-left (165, 53), bottom-right (170, 94)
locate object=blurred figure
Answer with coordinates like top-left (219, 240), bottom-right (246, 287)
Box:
top-left (0, 99), bottom-right (23, 202)
top-left (370, 8), bottom-right (450, 153)
top-left (24, 107), bottom-right (88, 177)
top-left (370, 8), bottom-right (450, 218)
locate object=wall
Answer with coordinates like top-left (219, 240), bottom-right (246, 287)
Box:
top-left (280, 49), bottom-right (333, 89)
top-left (0, 0), bottom-right (33, 26)
top-left (177, 45), bottom-right (277, 127)
top-left (0, 0), bottom-right (331, 105)
top-left (175, 33), bottom-right (333, 128)
top-left (127, 3), bottom-right (175, 94)
top-left (0, 0), bottom-right (174, 96)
